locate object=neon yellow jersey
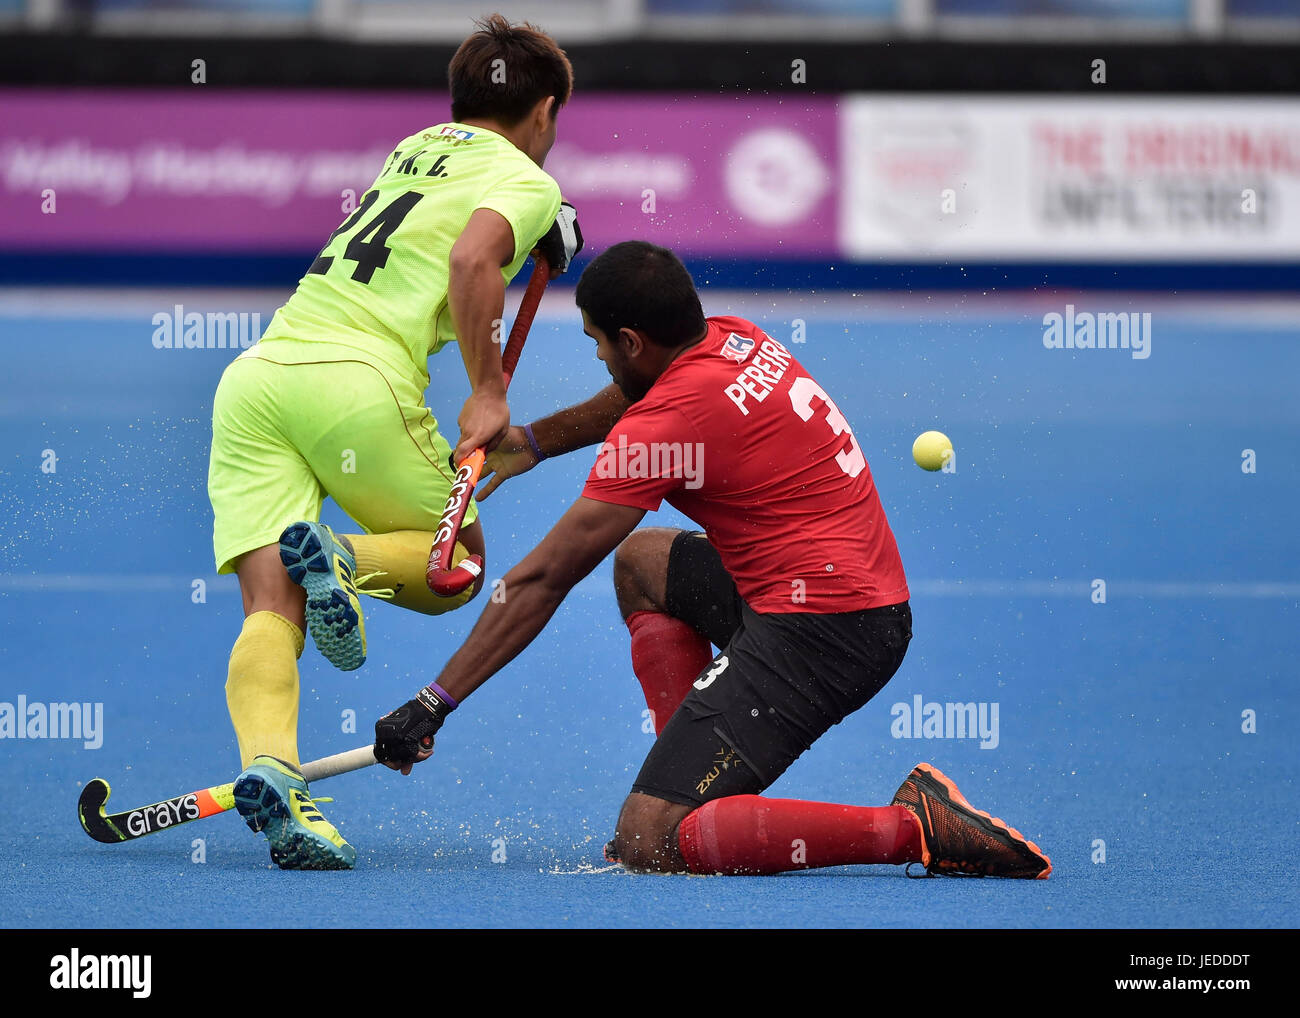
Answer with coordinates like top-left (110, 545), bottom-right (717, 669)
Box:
top-left (257, 123), bottom-right (561, 386)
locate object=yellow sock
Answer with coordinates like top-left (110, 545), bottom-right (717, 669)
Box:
top-left (347, 530), bottom-right (479, 616)
top-left (226, 610), bottom-right (304, 770)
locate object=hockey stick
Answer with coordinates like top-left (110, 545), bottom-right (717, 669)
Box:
top-left (426, 254), bottom-right (551, 597)
top-left (77, 744), bottom-right (377, 844)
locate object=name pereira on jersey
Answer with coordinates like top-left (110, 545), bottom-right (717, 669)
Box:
top-left (723, 336), bottom-right (794, 416)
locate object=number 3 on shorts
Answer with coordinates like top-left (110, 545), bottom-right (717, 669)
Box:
top-left (788, 376), bottom-right (866, 478)
top-left (694, 655), bottom-right (730, 691)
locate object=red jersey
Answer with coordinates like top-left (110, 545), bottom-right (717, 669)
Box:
top-left (582, 315), bottom-right (909, 614)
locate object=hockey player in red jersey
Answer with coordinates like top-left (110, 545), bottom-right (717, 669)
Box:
top-left (373, 241), bottom-right (1051, 879)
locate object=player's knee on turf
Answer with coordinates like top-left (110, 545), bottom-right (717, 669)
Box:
top-left (612, 792), bottom-right (692, 873)
top-left (613, 528), bottom-right (682, 620)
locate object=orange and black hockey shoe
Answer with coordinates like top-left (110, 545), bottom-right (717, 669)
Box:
top-left (892, 763), bottom-right (1051, 879)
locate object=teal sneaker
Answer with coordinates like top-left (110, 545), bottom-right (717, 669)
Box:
top-left (233, 755), bottom-right (356, 870)
top-left (279, 521), bottom-right (387, 671)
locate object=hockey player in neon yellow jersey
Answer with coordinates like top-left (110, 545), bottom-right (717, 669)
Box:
top-left (208, 14), bottom-right (583, 869)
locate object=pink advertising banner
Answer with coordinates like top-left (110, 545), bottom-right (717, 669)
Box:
top-left (0, 90), bottom-right (840, 257)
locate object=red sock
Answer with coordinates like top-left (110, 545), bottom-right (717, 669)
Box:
top-left (626, 610), bottom-right (713, 735)
top-left (677, 796), bottom-right (923, 875)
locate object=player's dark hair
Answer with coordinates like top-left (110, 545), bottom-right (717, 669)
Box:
top-left (449, 14), bottom-right (573, 126)
top-left (576, 242), bottom-right (707, 348)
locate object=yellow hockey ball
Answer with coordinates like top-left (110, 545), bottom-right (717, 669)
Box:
top-left (913, 430), bottom-right (953, 472)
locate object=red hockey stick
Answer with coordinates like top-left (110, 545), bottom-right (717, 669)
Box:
top-left (426, 255), bottom-right (551, 596)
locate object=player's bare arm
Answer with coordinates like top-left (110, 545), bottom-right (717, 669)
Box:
top-left (478, 383), bottom-right (631, 500)
top-left (448, 207), bottom-right (517, 462)
top-left (447, 199), bottom-right (584, 467)
top-left (374, 496), bottom-right (645, 773)
top-left (531, 383), bottom-right (629, 456)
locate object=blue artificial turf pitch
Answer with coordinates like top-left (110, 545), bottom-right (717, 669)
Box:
top-left (1, 289), bottom-right (1296, 928)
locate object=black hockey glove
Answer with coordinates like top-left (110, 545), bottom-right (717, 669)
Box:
top-left (374, 684), bottom-right (457, 766)
top-left (534, 201), bottom-right (583, 274)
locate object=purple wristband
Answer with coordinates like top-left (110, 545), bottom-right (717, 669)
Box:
top-left (523, 422), bottom-right (547, 462)
top-left (425, 682), bottom-right (459, 710)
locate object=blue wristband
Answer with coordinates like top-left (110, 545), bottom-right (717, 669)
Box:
top-left (523, 422), bottom-right (547, 462)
